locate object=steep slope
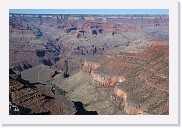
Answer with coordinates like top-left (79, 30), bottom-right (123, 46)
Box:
top-left (9, 14), bottom-right (169, 115)
top-left (9, 78), bottom-right (76, 115)
top-left (94, 43), bottom-right (169, 114)
top-left (53, 42), bottom-right (168, 115)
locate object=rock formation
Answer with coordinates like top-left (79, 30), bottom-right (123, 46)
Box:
top-left (9, 78), bottom-right (76, 115)
top-left (9, 13), bottom-right (169, 115)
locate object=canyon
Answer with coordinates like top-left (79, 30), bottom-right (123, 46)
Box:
top-left (9, 13), bottom-right (169, 115)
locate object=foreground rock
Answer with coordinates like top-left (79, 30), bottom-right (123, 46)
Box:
top-left (9, 78), bottom-right (76, 115)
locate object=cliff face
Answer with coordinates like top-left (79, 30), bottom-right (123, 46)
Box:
top-left (54, 42), bottom-right (168, 115)
top-left (91, 72), bottom-right (125, 87)
top-left (82, 60), bottom-right (101, 73)
top-left (81, 61), bottom-right (139, 114)
top-left (9, 78), bottom-right (76, 115)
top-left (9, 14), bottom-right (168, 73)
top-left (82, 60), bottom-right (126, 87)
top-left (9, 42), bottom-right (169, 115)
top-left (113, 86), bottom-right (127, 106)
top-left (108, 43), bottom-right (168, 115)
top-left (9, 14), bottom-right (169, 115)
top-left (113, 85), bottom-right (144, 115)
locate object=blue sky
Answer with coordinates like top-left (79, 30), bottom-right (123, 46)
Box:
top-left (9, 9), bottom-right (168, 15)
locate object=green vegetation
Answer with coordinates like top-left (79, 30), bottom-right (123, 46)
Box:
top-left (150, 73), bottom-right (154, 78)
top-left (55, 86), bottom-right (68, 96)
top-left (49, 83), bottom-right (68, 96)
top-left (46, 79), bottom-right (53, 83)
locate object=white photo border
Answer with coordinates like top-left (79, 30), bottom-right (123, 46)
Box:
top-left (0, 0), bottom-right (179, 125)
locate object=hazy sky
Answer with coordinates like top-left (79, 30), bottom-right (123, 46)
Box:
top-left (9, 9), bottom-right (168, 15)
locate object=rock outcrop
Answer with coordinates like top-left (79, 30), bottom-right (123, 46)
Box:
top-left (53, 42), bottom-right (169, 115)
top-left (9, 13), bottom-right (169, 115)
top-left (9, 78), bottom-right (76, 115)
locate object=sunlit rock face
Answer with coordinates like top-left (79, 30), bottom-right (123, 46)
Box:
top-left (9, 13), bottom-right (169, 115)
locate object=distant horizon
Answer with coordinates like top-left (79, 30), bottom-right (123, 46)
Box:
top-left (9, 9), bottom-right (169, 15)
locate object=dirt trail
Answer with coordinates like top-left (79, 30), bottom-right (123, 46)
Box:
top-left (37, 65), bottom-right (44, 82)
